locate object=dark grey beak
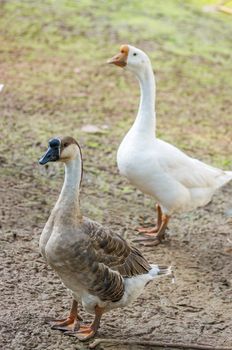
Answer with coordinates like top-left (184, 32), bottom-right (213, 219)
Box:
top-left (39, 146), bottom-right (59, 165)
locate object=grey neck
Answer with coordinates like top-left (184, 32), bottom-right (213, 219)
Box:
top-left (56, 156), bottom-right (82, 216)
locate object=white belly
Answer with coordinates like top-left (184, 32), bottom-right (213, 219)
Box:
top-left (80, 270), bottom-right (155, 314)
top-left (117, 138), bottom-right (191, 214)
top-left (59, 268), bottom-right (156, 315)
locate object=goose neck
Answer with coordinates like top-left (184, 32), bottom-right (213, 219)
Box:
top-left (57, 156), bottom-right (82, 217)
top-left (133, 65), bottom-right (156, 133)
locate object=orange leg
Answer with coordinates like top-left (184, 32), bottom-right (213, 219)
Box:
top-left (48, 299), bottom-right (82, 332)
top-left (134, 211), bottom-right (170, 246)
top-left (137, 204), bottom-right (162, 235)
top-left (65, 305), bottom-right (104, 341)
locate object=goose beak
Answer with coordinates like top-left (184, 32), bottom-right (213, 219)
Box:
top-left (107, 45), bottom-right (129, 67)
top-left (39, 146), bottom-right (59, 165)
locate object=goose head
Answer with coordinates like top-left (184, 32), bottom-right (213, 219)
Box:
top-left (108, 44), bottom-right (151, 76)
top-left (39, 136), bottom-right (81, 165)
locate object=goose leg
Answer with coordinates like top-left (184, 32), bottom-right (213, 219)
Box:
top-left (134, 214), bottom-right (170, 246)
top-left (141, 215), bottom-right (170, 246)
top-left (49, 299), bottom-right (82, 332)
top-left (137, 204), bottom-right (162, 235)
top-left (65, 305), bottom-right (104, 341)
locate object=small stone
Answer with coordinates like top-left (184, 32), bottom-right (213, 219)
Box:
top-left (225, 208), bottom-right (232, 217)
top-left (81, 124), bottom-right (107, 134)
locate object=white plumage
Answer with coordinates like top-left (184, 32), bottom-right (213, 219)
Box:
top-left (118, 131), bottom-right (232, 214)
top-left (109, 44), bottom-right (232, 245)
top-left (80, 264), bottom-right (170, 314)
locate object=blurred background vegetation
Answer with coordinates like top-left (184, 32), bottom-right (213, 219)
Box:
top-left (0, 0), bottom-right (231, 205)
top-left (1, 4), bottom-right (232, 349)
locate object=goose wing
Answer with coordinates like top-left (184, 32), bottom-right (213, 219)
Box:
top-left (71, 218), bottom-right (151, 302)
top-left (157, 139), bottom-right (227, 189)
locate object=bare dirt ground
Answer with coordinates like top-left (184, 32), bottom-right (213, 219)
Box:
top-left (1, 1), bottom-right (232, 350)
top-left (1, 155), bottom-right (232, 350)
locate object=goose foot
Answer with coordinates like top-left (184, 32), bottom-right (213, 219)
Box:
top-left (137, 226), bottom-right (159, 235)
top-left (49, 317), bottom-right (81, 332)
top-left (65, 325), bottom-right (96, 341)
top-left (137, 204), bottom-right (162, 236)
top-left (133, 213), bottom-right (170, 247)
top-left (48, 299), bottom-right (82, 332)
top-left (65, 305), bottom-right (104, 342)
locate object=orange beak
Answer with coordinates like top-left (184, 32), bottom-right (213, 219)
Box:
top-left (107, 45), bottom-right (129, 68)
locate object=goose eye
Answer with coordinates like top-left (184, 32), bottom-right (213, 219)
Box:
top-left (133, 53), bottom-right (137, 56)
top-left (63, 143), bottom-right (68, 148)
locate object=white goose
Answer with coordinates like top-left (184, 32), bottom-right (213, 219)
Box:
top-left (39, 136), bottom-right (171, 341)
top-left (108, 45), bottom-right (232, 246)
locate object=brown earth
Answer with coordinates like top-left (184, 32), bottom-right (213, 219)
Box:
top-left (0, 3), bottom-right (232, 347)
top-left (1, 143), bottom-right (232, 350)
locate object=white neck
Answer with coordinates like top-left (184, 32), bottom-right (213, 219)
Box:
top-left (56, 155), bottom-right (82, 216)
top-left (131, 63), bottom-right (156, 135)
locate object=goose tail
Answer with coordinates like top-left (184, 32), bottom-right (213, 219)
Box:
top-left (216, 170), bottom-right (232, 189)
top-left (225, 171), bottom-right (232, 182)
top-left (149, 264), bottom-right (173, 278)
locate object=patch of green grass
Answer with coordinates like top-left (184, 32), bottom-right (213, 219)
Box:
top-left (0, 0), bottom-right (231, 215)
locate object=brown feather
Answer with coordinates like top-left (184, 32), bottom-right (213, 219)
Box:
top-left (68, 217), bottom-right (151, 302)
